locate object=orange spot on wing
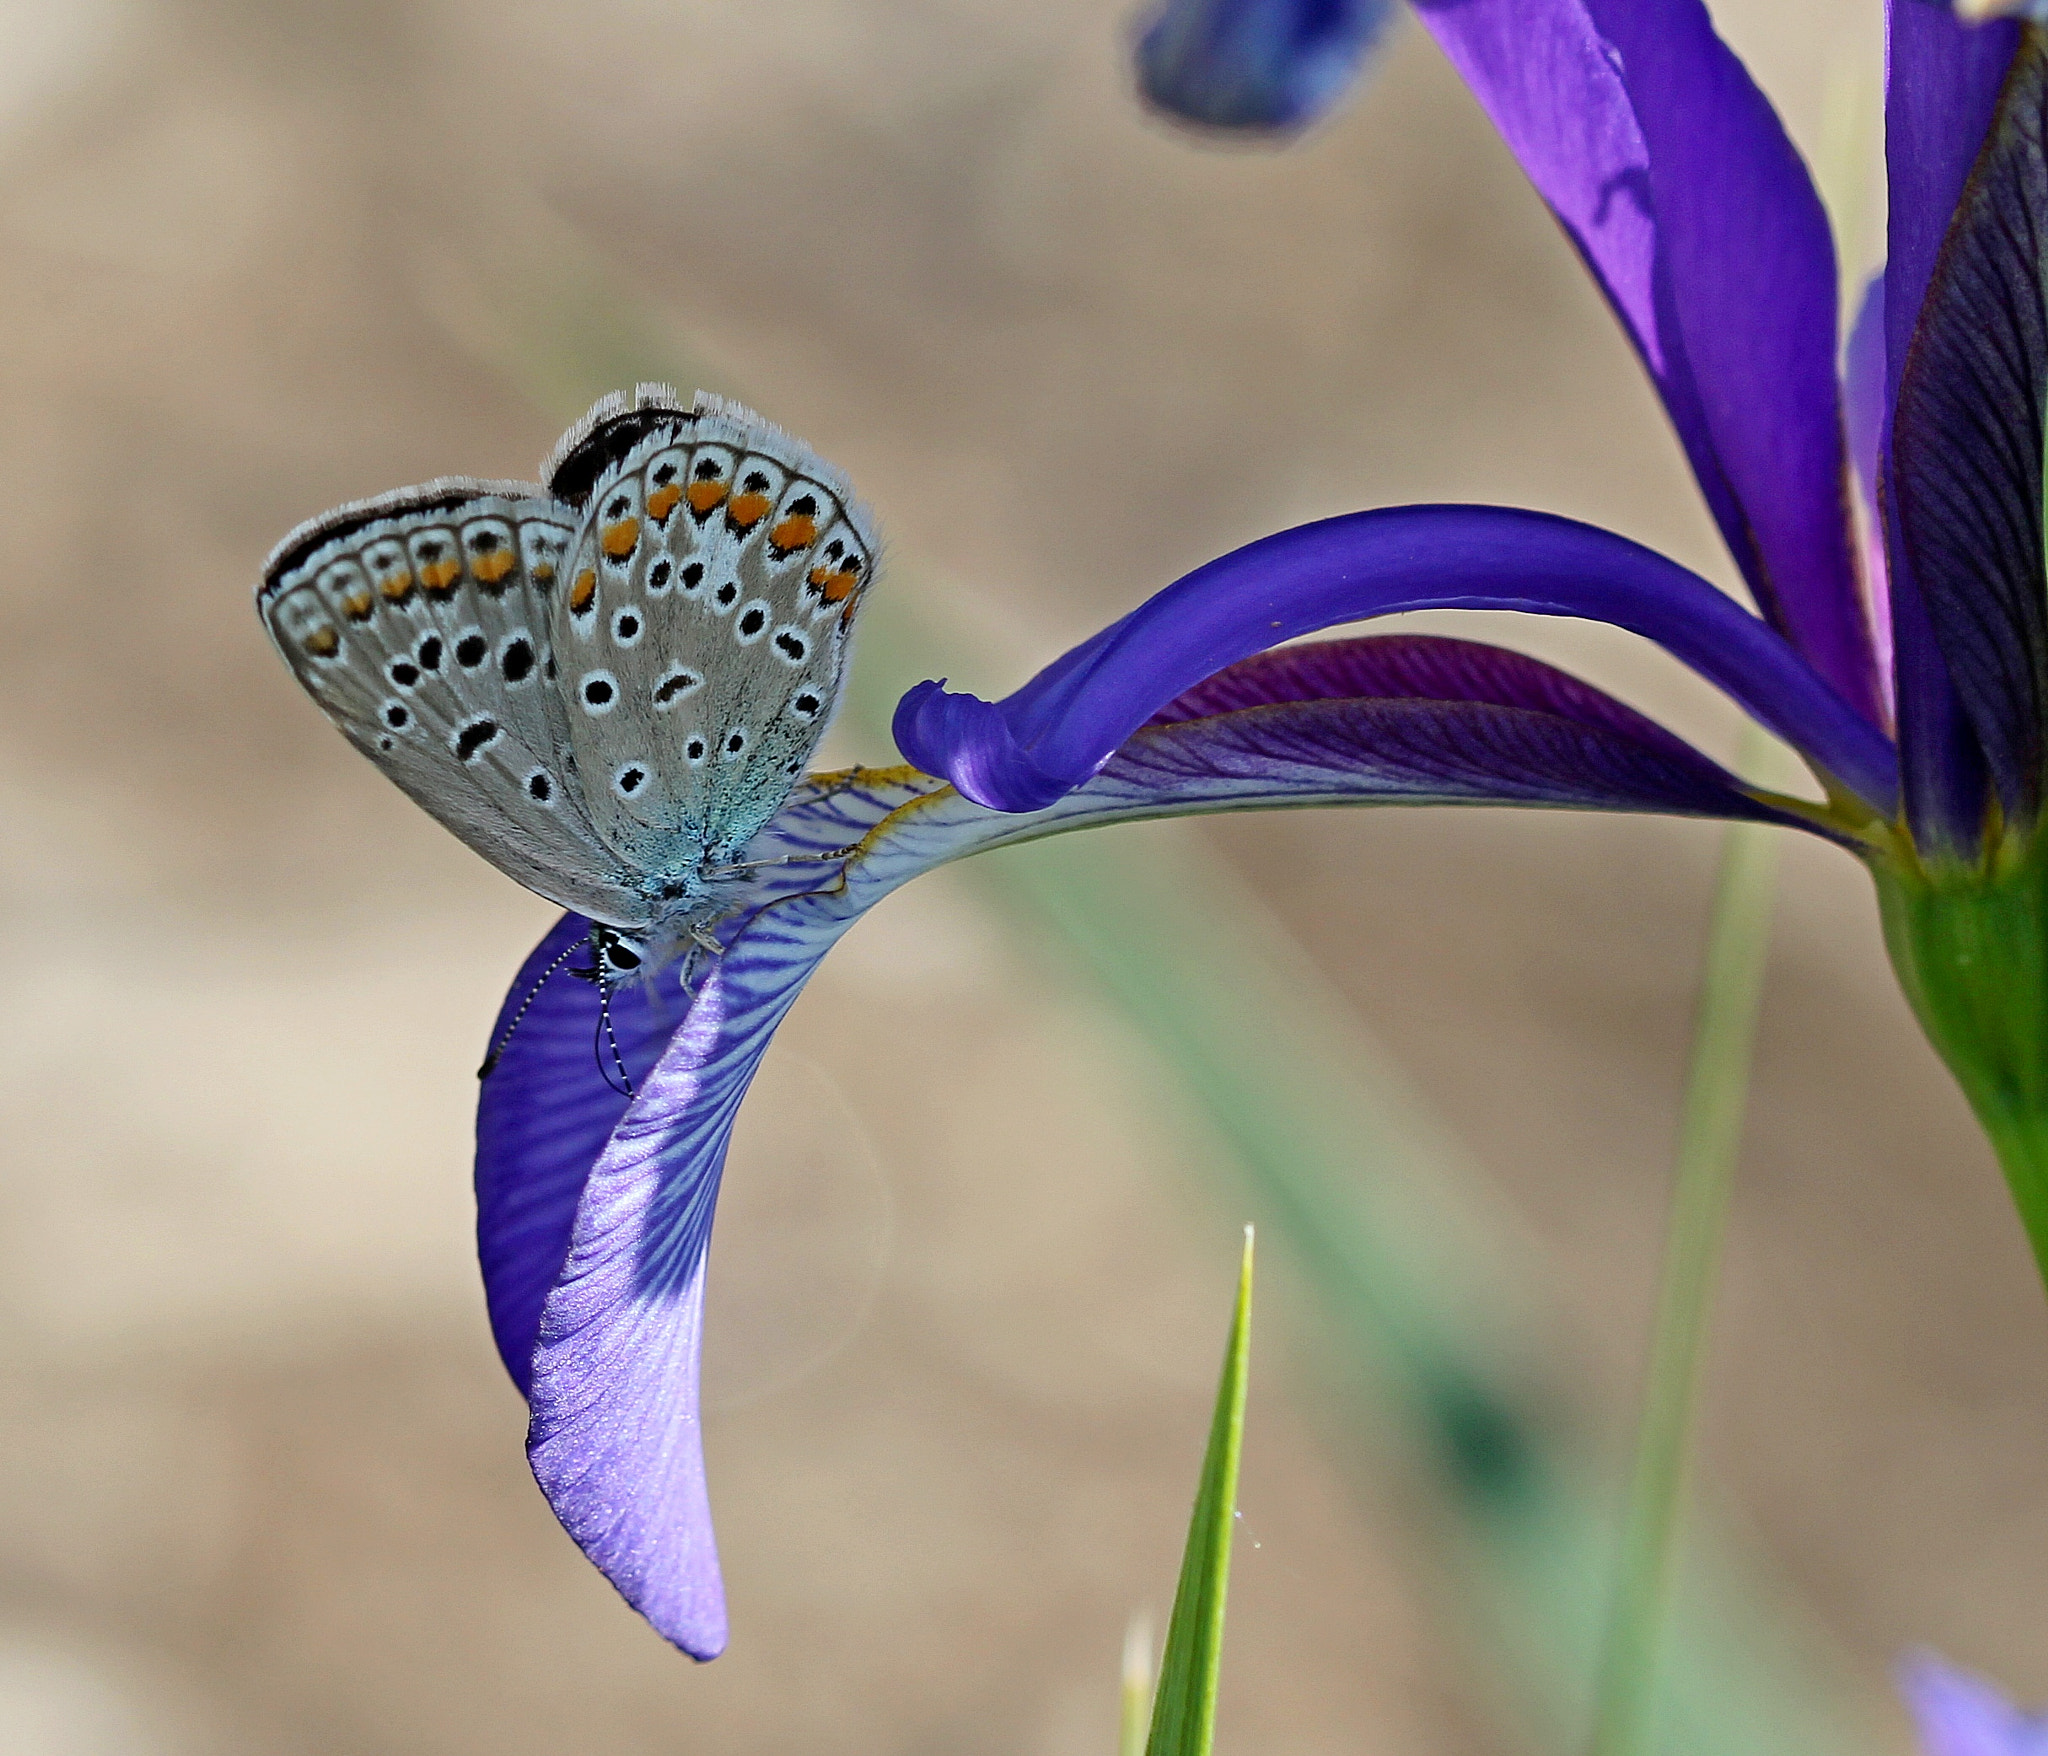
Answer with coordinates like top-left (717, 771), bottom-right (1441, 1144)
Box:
top-left (569, 569), bottom-right (598, 614)
top-left (304, 626), bottom-right (340, 657)
top-left (420, 558), bottom-right (462, 595)
top-left (811, 566), bottom-right (860, 603)
top-left (378, 570), bottom-right (415, 603)
top-left (471, 550), bottom-right (516, 586)
top-left (646, 482), bottom-right (683, 522)
top-left (768, 514), bottom-right (818, 556)
top-left (341, 588), bottom-right (375, 621)
top-left (686, 480), bottom-right (728, 516)
top-left (727, 492), bottom-right (771, 532)
top-left (531, 561), bottom-right (556, 586)
top-left (601, 517), bottom-right (641, 560)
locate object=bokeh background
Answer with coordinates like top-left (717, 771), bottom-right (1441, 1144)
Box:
top-left (0, 0), bottom-right (2039, 1750)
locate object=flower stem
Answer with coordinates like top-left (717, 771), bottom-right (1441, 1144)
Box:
top-left (1588, 805), bottom-right (1780, 1756)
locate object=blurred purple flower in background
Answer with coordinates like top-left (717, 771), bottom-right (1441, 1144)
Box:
top-left (1133, 0), bottom-right (1399, 132)
top-left (1905, 1654), bottom-right (2048, 1756)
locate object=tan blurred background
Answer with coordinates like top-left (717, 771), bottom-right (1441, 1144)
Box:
top-left (0, 0), bottom-right (2041, 1750)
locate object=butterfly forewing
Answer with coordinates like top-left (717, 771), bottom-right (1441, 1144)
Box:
top-left (547, 394), bottom-right (877, 872)
top-left (259, 388), bottom-right (877, 957)
top-left (260, 481), bottom-right (652, 927)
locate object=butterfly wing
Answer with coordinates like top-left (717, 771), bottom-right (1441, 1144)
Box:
top-left (259, 480), bottom-right (654, 928)
top-left (544, 390), bottom-right (878, 875)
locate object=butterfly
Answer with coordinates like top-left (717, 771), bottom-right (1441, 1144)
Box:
top-left (259, 386), bottom-right (878, 991)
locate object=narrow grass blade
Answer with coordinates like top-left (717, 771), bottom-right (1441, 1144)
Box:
top-left (1147, 1227), bottom-right (1254, 1756)
top-left (1590, 729), bottom-right (1782, 1756)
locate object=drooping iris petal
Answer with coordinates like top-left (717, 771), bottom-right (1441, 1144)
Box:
top-left (1413, 0), bottom-right (1878, 722)
top-left (1892, 28), bottom-right (2048, 826)
top-left (1132, 0), bottom-right (1396, 133)
top-left (1901, 1653), bottom-right (2048, 1756)
top-left (481, 647), bottom-right (1843, 1657)
top-left (1884, 0), bottom-right (2017, 850)
top-left (894, 505), bottom-right (1900, 814)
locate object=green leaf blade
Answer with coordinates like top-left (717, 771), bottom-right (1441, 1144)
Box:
top-left (1146, 1227), bottom-right (1255, 1756)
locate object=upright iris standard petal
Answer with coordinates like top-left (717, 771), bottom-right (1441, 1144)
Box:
top-left (1893, 27), bottom-right (2048, 827)
top-left (1132, 0), bottom-right (1397, 133)
top-left (1901, 1653), bottom-right (2048, 1756)
top-left (894, 505), bottom-right (1900, 814)
top-left (1413, 0), bottom-right (1879, 721)
top-left (1884, 0), bottom-right (2018, 850)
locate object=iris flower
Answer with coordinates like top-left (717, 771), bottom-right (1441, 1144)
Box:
top-left (904, 9), bottom-right (2048, 1300)
top-left (484, 0), bottom-right (2048, 1660)
top-left (1904, 1654), bottom-right (2048, 1756)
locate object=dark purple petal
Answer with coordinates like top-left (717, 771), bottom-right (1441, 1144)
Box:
top-left (1884, 0), bottom-right (2017, 850)
top-left (1900, 1652), bottom-right (2048, 1756)
top-left (475, 917), bottom-right (688, 1396)
top-left (893, 505), bottom-right (1899, 815)
top-left (1132, 0), bottom-right (1396, 133)
top-left (1414, 0), bottom-right (1878, 719)
top-left (1893, 30), bottom-right (2048, 825)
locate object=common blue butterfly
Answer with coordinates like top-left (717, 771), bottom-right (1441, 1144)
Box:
top-left (259, 386), bottom-right (877, 987)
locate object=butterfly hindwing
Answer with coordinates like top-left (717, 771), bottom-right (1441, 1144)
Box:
top-left (260, 481), bottom-right (652, 927)
top-left (545, 391), bottom-right (878, 873)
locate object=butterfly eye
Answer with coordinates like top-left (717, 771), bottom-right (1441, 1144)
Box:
top-left (601, 935), bottom-right (643, 972)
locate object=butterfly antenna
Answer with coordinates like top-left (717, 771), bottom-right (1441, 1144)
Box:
top-left (593, 983), bottom-right (635, 1099)
top-left (477, 938), bottom-right (584, 1079)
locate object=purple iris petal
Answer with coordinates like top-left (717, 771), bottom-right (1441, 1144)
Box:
top-left (1884, 0), bottom-right (2016, 849)
top-left (1892, 30), bottom-right (2048, 825)
top-left (474, 917), bottom-right (687, 1395)
top-left (1103, 634), bottom-right (1828, 827)
top-left (474, 661), bottom-right (1841, 1659)
top-left (894, 505), bottom-right (1899, 815)
top-left (1132, 0), bottom-right (1396, 132)
top-left (1902, 1653), bottom-right (2048, 1756)
top-left (1413, 0), bottom-right (1879, 722)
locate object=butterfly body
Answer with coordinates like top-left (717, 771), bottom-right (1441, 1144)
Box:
top-left (260, 388), bottom-right (877, 981)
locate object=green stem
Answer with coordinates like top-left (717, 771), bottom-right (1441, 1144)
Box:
top-left (1588, 806), bottom-right (1780, 1756)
